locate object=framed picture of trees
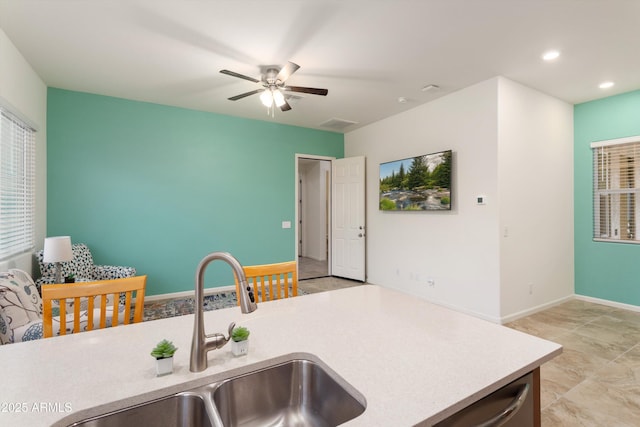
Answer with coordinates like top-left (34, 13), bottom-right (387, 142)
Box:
top-left (379, 150), bottom-right (452, 211)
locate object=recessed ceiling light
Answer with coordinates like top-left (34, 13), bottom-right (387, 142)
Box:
top-left (599, 81), bottom-right (615, 89)
top-left (397, 97), bottom-right (408, 104)
top-left (542, 50), bottom-right (560, 61)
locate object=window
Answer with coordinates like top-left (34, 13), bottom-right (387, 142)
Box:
top-left (592, 136), bottom-right (640, 243)
top-left (0, 106), bottom-right (36, 260)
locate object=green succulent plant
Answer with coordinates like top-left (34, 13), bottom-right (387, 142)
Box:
top-left (151, 339), bottom-right (178, 359)
top-left (231, 326), bottom-right (250, 342)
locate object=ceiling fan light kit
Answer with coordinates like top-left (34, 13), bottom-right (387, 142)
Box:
top-left (220, 61), bottom-right (328, 115)
top-left (272, 89), bottom-right (286, 107)
top-left (260, 90), bottom-right (273, 107)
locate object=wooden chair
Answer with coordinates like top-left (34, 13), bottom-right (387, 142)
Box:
top-left (42, 275), bottom-right (147, 338)
top-left (234, 261), bottom-right (297, 305)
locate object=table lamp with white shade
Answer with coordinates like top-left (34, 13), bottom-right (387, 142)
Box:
top-left (43, 236), bottom-right (73, 284)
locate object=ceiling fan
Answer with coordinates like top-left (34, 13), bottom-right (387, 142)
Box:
top-left (220, 61), bottom-right (328, 112)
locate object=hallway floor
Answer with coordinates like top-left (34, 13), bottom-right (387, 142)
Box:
top-left (298, 256), bottom-right (328, 280)
top-left (298, 275), bottom-right (363, 293)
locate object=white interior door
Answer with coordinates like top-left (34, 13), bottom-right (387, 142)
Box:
top-left (331, 156), bottom-right (366, 281)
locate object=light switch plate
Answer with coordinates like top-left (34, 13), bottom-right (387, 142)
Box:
top-left (282, 221), bottom-right (291, 229)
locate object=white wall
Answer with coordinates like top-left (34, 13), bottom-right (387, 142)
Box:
top-left (497, 77), bottom-right (574, 319)
top-left (0, 28), bottom-right (47, 275)
top-left (345, 78), bottom-right (502, 321)
top-left (345, 76), bottom-right (575, 322)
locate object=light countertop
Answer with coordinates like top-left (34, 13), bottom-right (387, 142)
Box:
top-left (0, 285), bottom-right (561, 426)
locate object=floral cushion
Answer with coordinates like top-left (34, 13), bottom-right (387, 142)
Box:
top-left (3, 310), bottom-right (125, 341)
top-left (49, 288), bottom-right (116, 315)
top-left (47, 306), bottom-right (124, 337)
top-left (13, 320), bottom-right (43, 342)
top-left (0, 269), bottom-right (44, 344)
top-left (0, 309), bottom-right (11, 345)
top-left (0, 270), bottom-right (42, 321)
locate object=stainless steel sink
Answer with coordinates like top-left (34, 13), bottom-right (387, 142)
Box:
top-left (69, 392), bottom-right (213, 427)
top-left (212, 359), bottom-right (366, 427)
top-left (65, 355), bottom-right (366, 427)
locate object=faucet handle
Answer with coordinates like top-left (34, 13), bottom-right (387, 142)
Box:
top-left (204, 322), bottom-right (235, 339)
top-left (204, 322), bottom-right (235, 345)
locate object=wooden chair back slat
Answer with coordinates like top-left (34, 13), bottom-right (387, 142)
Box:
top-left (87, 296), bottom-right (94, 332)
top-left (73, 297), bottom-right (81, 334)
top-left (100, 293), bottom-right (108, 330)
top-left (234, 261), bottom-right (297, 304)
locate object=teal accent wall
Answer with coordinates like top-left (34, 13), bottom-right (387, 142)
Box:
top-left (47, 88), bottom-right (343, 296)
top-left (575, 89), bottom-right (640, 305)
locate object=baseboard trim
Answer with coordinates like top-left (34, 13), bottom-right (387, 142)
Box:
top-left (376, 282), bottom-right (504, 323)
top-left (143, 277), bottom-right (297, 303)
top-left (143, 287), bottom-right (640, 322)
top-left (500, 295), bottom-right (574, 324)
top-left (144, 285), bottom-right (237, 302)
top-left (574, 294), bottom-right (640, 313)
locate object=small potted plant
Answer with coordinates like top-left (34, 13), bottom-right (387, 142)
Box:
top-left (151, 339), bottom-right (178, 376)
top-left (64, 273), bottom-right (75, 283)
top-left (230, 326), bottom-right (250, 356)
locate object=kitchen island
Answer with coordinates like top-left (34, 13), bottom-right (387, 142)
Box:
top-left (0, 285), bottom-right (561, 426)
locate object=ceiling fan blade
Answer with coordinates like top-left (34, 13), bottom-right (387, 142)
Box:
top-left (228, 89), bottom-right (263, 101)
top-left (220, 69), bottom-right (260, 83)
top-left (276, 61), bottom-right (300, 82)
top-left (284, 86), bottom-right (328, 96)
top-left (279, 100), bottom-right (292, 111)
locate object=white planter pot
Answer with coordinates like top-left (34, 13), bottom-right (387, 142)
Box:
top-left (156, 357), bottom-right (173, 376)
top-left (231, 339), bottom-right (249, 356)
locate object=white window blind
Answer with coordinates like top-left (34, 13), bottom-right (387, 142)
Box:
top-left (591, 137), bottom-right (640, 243)
top-left (0, 107), bottom-right (36, 260)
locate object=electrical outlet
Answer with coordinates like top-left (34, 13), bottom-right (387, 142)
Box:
top-left (528, 283), bottom-right (534, 295)
top-left (427, 278), bottom-right (435, 287)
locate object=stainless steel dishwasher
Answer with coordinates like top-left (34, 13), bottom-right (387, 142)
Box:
top-left (433, 372), bottom-right (534, 427)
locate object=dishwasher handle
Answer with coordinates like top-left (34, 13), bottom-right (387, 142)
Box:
top-left (474, 383), bottom-right (530, 427)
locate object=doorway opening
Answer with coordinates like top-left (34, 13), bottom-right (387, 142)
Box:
top-left (296, 155), bottom-right (332, 280)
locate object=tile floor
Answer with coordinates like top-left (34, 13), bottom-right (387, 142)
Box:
top-left (298, 275), bottom-right (363, 293)
top-left (506, 299), bottom-right (640, 426)
top-left (144, 277), bottom-right (640, 426)
top-left (298, 256), bottom-right (329, 280)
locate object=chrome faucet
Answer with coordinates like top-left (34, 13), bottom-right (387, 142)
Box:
top-left (190, 252), bottom-right (257, 372)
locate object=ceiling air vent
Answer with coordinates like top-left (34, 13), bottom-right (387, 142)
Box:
top-left (319, 118), bottom-right (358, 131)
